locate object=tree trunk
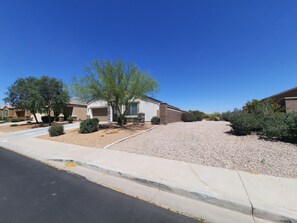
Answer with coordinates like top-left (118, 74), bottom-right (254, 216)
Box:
top-left (48, 110), bottom-right (51, 126)
top-left (32, 113), bottom-right (39, 124)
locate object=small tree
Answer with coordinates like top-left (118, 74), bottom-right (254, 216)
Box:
top-left (38, 76), bottom-right (69, 126)
top-left (72, 60), bottom-right (159, 126)
top-left (4, 77), bottom-right (41, 123)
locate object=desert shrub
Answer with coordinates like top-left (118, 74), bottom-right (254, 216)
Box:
top-left (229, 111), bottom-right (257, 136)
top-left (261, 112), bottom-right (297, 142)
top-left (48, 124), bottom-right (64, 137)
top-left (117, 116), bottom-right (127, 126)
top-left (67, 117), bottom-right (73, 123)
top-left (10, 124), bottom-right (18, 127)
top-left (208, 113), bottom-right (222, 121)
top-left (151, 116), bottom-right (160, 125)
top-left (11, 118), bottom-right (23, 122)
top-left (285, 112), bottom-right (297, 142)
top-left (189, 110), bottom-right (204, 121)
top-left (182, 112), bottom-right (196, 122)
top-left (222, 111), bottom-right (233, 122)
top-left (41, 116), bottom-right (55, 123)
top-left (261, 113), bottom-right (288, 139)
top-left (80, 118), bottom-right (99, 133)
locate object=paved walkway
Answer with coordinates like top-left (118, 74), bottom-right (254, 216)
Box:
top-left (0, 130), bottom-right (296, 223)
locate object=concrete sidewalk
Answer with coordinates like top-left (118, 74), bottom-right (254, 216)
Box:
top-left (0, 133), bottom-right (296, 223)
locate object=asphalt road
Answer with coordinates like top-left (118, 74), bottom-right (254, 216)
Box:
top-left (0, 147), bottom-right (201, 223)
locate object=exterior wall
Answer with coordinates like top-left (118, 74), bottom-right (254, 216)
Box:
top-left (136, 99), bottom-right (159, 122)
top-left (160, 103), bottom-right (183, 125)
top-left (71, 106), bottom-right (87, 120)
top-left (2, 108), bottom-right (14, 118)
top-left (285, 98), bottom-right (297, 112)
top-left (87, 100), bottom-right (112, 122)
top-left (166, 108), bottom-right (183, 123)
top-left (88, 99), bottom-right (160, 122)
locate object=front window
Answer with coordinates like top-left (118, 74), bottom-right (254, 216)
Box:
top-left (126, 103), bottom-right (138, 115)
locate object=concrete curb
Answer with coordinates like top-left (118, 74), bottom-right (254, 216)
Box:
top-left (103, 125), bottom-right (159, 149)
top-left (47, 158), bottom-right (251, 214)
top-left (46, 158), bottom-right (297, 223)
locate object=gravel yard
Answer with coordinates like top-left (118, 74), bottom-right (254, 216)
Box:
top-left (109, 121), bottom-right (297, 178)
top-left (39, 124), bottom-right (152, 148)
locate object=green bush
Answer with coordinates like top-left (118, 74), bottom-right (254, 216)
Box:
top-left (208, 113), bottom-right (222, 121)
top-left (117, 116), bottom-right (127, 126)
top-left (41, 116), bottom-right (55, 123)
top-left (48, 124), bottom-right (64, 137)
top-left (285, 112), bottom-right (297, 142)
top-left (182, 112), bottom-right (196, 122)
top-left (80, 118), bottom-right (99, 133)
top-left (229, 111), bottom-right (256, 136)
top-left (10, 124), bottom-right (18, 127)
top-left (151, 116), bottom-right (160, 125)
top-left (190, 110), bottom-right (204, 121)
top-left (10, 118), bottom-right (22, 122)
top-left (67, 117), bottom-right (73, 123)
top-left (262, 112), bottom-right (297, 142)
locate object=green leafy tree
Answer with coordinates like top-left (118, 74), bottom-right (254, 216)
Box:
top-left (38, 76), bottom-right (70, 126)
top-left (72, 60), bottom-right (159, 126)
top-left (4, 77), bottom-right (41, 123)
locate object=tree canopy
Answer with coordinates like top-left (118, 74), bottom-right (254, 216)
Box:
top-left (5, 77), bottom-right (41, 123)
top-left (5, 76), bottom-right (69, 125)
top-left (72, 60), bottom-right (159, 125)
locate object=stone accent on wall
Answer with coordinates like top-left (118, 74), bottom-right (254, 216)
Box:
top-left (160, 103), bottom-right (183, 125)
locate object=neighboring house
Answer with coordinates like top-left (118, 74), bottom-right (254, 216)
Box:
top-left (0, 105), bottom-right (3, 117)
top-left (31, 99), bottom-right (88, 122)
top-left (87, 96), bottom-right (184, 124)
top-left (265, 86), bottom-right (297, 112)
top-left (63, 99), bottom-right (87, 121)
top-left (1, 105), bottom-right (31, 120)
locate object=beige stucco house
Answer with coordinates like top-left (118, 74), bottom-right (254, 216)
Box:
top-left (1, 105), bottom-right (31, 120)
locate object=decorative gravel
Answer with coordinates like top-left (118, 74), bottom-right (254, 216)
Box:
top-left (108, 121), bottom-right (297, 178)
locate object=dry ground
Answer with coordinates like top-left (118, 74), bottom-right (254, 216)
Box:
top-left (108, 121), bottom-right (297, 178)
top-left (38, 123), bottom-right (152, 148)
top-left (0, 123), bottom-right (48, 133)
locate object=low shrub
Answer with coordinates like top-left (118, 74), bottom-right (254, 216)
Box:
top-left (285, 112), bottom-right (297, 142)
top-left (41, 116), bottom-right (55, 123)
top-left (117, 116), bottom-right (127, 126)
top-left (80, 118), bottom-right (99, 133)
top-left (208, 113), bottom-right (222, 121)
top-left (67, 117), bottom-right (74, 123)
top-left (48, 124), bottom-right (64, 137)
top-left (262, 112), bottom-right (297, 142)
top-left (151, 116), bottom-right (160, 125)
top-left (190, 110), bottom-right (204, 121)
top-left (182, 112), bottom-right (196, 122)
top-left (11, 118), bottom-right (24, 122)
top-left (229, 111), bottom-right (256, 136)
top-left (10, 124), bottom-right (18, 127)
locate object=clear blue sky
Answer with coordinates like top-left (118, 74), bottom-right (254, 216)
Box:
top-left (0, 0), bottom-right (297, 113)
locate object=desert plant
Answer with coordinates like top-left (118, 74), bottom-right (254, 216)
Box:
top-left (41, 116), bottom-right (55, 123)
top-left (207, 112), bottom-right (222, 121)
top-left (189, 110), bottom-right (204, 121)
top-left (117, 116), bottom-right (127, 126)
top-left (10, 124), bottom-right (18, 127)
top-left (67, 117), bottom-right (74, 123)
top-left (80, 118), bottom-right (99, 133)
top-left (182, 112), bottom-right (196, 122)
top-left (11, 118), bottom-right (22, 122)
top-left (229, 111), bottom-right (256, 136)
top-left (151, 116), bottom-right (160, 125)
top-left (48, 124), bottom-right (64, 137)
